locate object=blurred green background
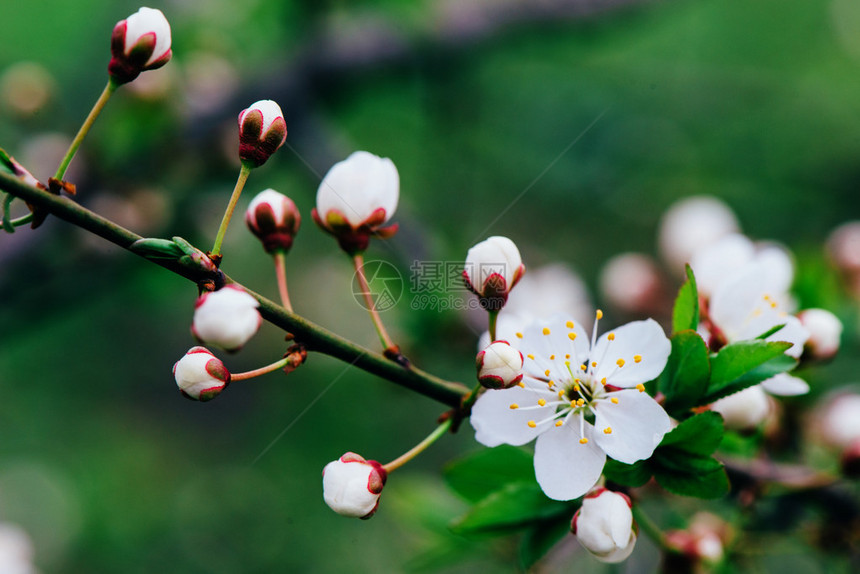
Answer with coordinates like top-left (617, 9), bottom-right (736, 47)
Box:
top-left (1, 0), bottom-right (859, 571)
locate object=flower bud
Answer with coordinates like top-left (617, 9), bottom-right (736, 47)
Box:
top-left (191, 285), bottom-right (261, 352)
top-left (463, 236), bottom-right (525, 311)
top-left (476, 340), bottom-right (523, 389)
top-left (599, 252), bottom-right (666, 316)
top-left (312, 151), bottom-right (399, 255)
top-left (658, 196), bottom-right (739, 275)
top-left (238, 100), bottom-right (287, 167)
top-left (245, 189), bottom-right (301, 253)
top-left (322, 452), bottom-right (387, 519)
top-left (571, 488), bottom-right (637, 564)
top-left (797, 308), bottom-right (842, 361)
top-left (711, 385), bottom-right (772, 430)
top-left (817, 392), bottom-right (860, 451)
top-left (172, 347), bottom-right (230, 401)
top-left (108, 7), bottom-right (172, 85)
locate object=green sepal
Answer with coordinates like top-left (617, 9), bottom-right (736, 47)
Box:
top-left (129, 237), bottom-right (185, 260)
top-left (672, 264), bottom-right (699, 334)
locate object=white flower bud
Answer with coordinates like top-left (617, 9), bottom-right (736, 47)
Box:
top-left (711, 385), bottom-right (772, 430)
top-left (658, 196), bottom-right (739, 275)
top-left (818, 392), bottom-right (860, 450)
top-left (108, 7), bottom-right (172, 85)
top-left (238, 100), bottom-right (287, 167)
top-left (827, 221), bottom-right (860, 273)
top-left (0, 522), bottom-right (37, 574)
top-left (312, 151), bottom-right (400, 255)
top-left (245, 188), bottom-right (301, 253)
top-left (463, 236), bottom-right (525, 311)
top-left (191, 285), bottom-right (261, 352)
top-left (476, 340), bottom-right (523, 389)
top-left (322, 452), bottom-right (387, 519)
top-left (599, 253), bottom-right (666, 315)
top-left (797, 308), bottom-right (842, 361)
top-left (173, 347), bottom-right (230, 401)
top-left (571, 488), bottom-right (637, 564)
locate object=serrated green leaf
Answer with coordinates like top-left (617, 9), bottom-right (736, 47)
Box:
top-left (519, 514), bottom-right (573, 570)
top-left (129, 237), bottom-right (185, 260)
top-left (444, 445), bottom-right (536, 503)
top-left (659, 412), bottom-right (724, 456)
top-left (449, 482), bottom-right (570, 535)
top-left (603, 458), bottom-right (653, 487)
top-left (654, 460), bottom-right (729, 498)
top-left (660, 330), bottom-right (710, 415)
top-left (672, 265), bottom-right (699, 334)
top-left (705, 351), bottom-right (796, 404)
top-left (706, 340), bottom-right (792, 402)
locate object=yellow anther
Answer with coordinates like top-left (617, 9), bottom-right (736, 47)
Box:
top-left (636, 383), bottom-right (645, 392)
top-left (608, 333), bottom-right (615, 341)
top-left (527, 354), bottom-right (535, 360)
top-left (763, 294), bottom-right (772, 301)
top-left (591, 361), bottom-right (597, 368)
top-left (573, 384), bottom-right (581, 392)
top-left (558, 390), bottom-right (565, 398)
top-left (548, 380), bottom-right (555, 388)
top-left (604, 427), bottom-right (612, 434)
top-left (565, 354), bottom-right (570, 359)
top-left (509, 403), bottom-right (519, 409)
top-left (570, 400), bottom-right (577, 408)
top-left (601, 377), bottom-right (607, 385)
top-left (568, 332), bottom-right (577, 341)
top-left (577, 398), bottom-right (585, 407)
top-left (753, 308), bottom-right (763, 317)
top-left (616, 358), bottom-right (625, 368)
top-left (770, 301), bottom-right (778, 308)
top-left (550, 354), bottom-right (556, 360)
top-left (611, 397), bottom-right (619, 404)
top-left (555, 420), bottom-right (563, 427)
top-left (542, 327), bottom-right (551, 335)
top-left (515, 332), bottom-right (523, 339)
top-left (538, 398), bottom-right (547, 406)
top-left (580, 364), bottom-right (587, 372)
top-left (566, 321), bottom-right (574, 329)
top-left (544, 369), bottom-right (551, 377)
top-left (518, 381), bottom-right (525, 388)
top-left (528, 420), bottom-right (537, 428)
top-left (579, 438), bottom-right (589, 444)
top-left (634, 354), bottom-right (642, 363)
top-left (596, 309), bottom-right (604, 320)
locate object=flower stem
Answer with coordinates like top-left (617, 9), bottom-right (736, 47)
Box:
top-left (54, 80), bottom-right (117, 181)
top-left (631, 504), bottom-right (668, 550)
top-left (211, 162), bottom-right (252, 258)
top-left (488, 309), bottom-right (499, 342)
top-left (231, 357), bottom-right (291, 381)
top-left (383, 417), bottom-right (453, 473)
top-left (273, 250), bottom-right (293, 311)
top-left (352, 253), bottom-right (397, 351)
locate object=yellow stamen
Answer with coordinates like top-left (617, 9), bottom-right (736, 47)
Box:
top-left (579, 438), bottom-right (589, 444)
top-left (565, 354), bottom-right (570, 359)
top-left (528, 420), bottom-right (537, 428)
top-left (596, 309), bottom-right (603, 320)
top-left (591, 361), bottom-right (597, 368)
top-left (509, 403), bottom-right (519, 409)
top-left (616, 358), bottom-right (625, 368)
top-left (570, 400), bottom-right (577, 408)
top-left (558, 390), bottom-right (565, 399)
top-left (544, 369), bottom-right (551, 377)
top-left (611, 397), bottom-right (619, 404)
top-left (566, 321), bottom-right (574, 329)
top-left (542, 327), bottom-right (551, 336)
top-left (568, 332), bottom-right (577, 341)
top-left (549, 354), bottom-right (555, 360)
top-left (636, 383), bottom-right (645, 392)
top-left (634, 354), bottom-right (642, 363)
top-left (577, 398), bottom-right (585, 407)
top-left (515, 332), bottom-right (523, 339)
top-left (608, 333), bottom-right (615, 341)
top-left (601, 377), bottom-right (607, 385)
top-left (518, 381), bottom-right (525, 388)
top-left (604, 427), bottom-right (612, 434)
top-left (527, 354), bottom-right (535, 360)
top-left (580, 364), bottom-right (587, 372)
top-left (538, 398), bottom-right (546, 406)
top-left (555, 420), bottom-right (563, 427)
top-left (573, 384), bottom-right (581, 392)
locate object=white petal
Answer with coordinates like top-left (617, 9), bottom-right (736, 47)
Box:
top-left (591, 319), bottom-right (670, 388)
top-left (593, 389), bottom-right (671, 464)
top-left (690, 234), bottom-right (754, 296)
top-left (711, 385), bottom-right (771, 429)
top-left (658, 196), bottom-right (740, 275)
top-left (761, 373), bottom-right (809, 396)
top-left (470, 385), bottom-right (549, 447)
top-left (316, 151), bottom-right (399, 226)
top-left (765, 315), bottom-right (809, 359)
top-left (752, 245), bottom-right (795, 295)
top-left (519, 315), bottom-right (590, 380)
top-left (125, 8), bottom-right (172, 65)
top-left (534, 421), bottom-right (605, 501)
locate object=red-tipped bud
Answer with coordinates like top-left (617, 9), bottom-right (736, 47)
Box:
top-left (798, 308), bottom-right (842, 361)
top-left (172, 347), bottom-right (230, 401)
top-left (571, 488), bottom-right (636, 564)
top-left (245, 188), bottom-right (301, 253)
top-left (108, 7), bottom-right (172, 85)
top-left (322, 452), bottom-right (388, 519)
top-left (312, 151), bottom-right (399, 255)
top-left (191, 285), bottom-right (261, 352)
top-left (476, 340), bottom-right (523, 389)
top-left (238, 99), bottom-right (287, 167)
top-left (463, 236), bottom-right (525, 312)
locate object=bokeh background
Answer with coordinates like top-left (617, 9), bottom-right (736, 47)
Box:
top-left (1, 0), bottom-right (859, 572)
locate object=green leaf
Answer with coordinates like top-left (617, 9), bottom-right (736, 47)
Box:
top-left (444, 446), bottom-right (536, 503)
top-left (519, 514), bottom-right (573, 570)
top-left (653, 456), bottom-right (729, 498)
top-left (660, 411), bottom-right (724, 456)
top-left (755, 323), bottom-right (786, 340)
top-left (705, 341), bottom-right (796, 404)
top-left (659, 330), bottom-right (710, 415)
top-left (603, 458), bottom-right (652, 487)
top-left (672, 265), bottom-right (699, 334)
top-left (449, 482), bottom-right (570, 535)
top-left (129, 237), bottom-right (185, 260)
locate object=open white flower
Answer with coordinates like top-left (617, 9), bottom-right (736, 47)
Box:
top-left (471, 313), bottom-right (672, 501)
